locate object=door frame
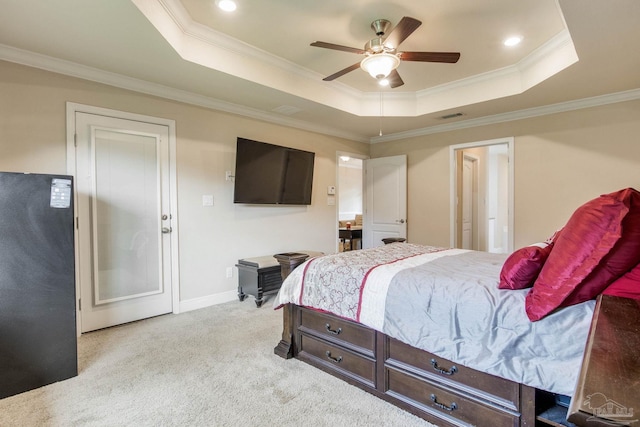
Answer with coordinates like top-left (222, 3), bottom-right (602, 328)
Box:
top-left (66, 102), bottom-right (180, 335)
top-left (449, 137), bottom-right (514, 253)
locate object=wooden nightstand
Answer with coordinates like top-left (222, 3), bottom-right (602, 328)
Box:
top-left (236, 255), bottom-right (283, 307)
top-left (238, 250), bottom-right (323, 308)
top-left (567, 295), bottom-right (640, 426)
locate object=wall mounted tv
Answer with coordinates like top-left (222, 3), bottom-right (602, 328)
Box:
top-left (233, 137), bottom-right (315, 205)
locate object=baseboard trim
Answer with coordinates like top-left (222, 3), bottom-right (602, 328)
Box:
top-left (179, 290), bottom-right (238, 313)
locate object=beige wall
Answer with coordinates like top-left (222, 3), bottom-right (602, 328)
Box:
top-left (371, 99), bottom-right (640, 249)
top-left (0, 60), bottom-right (368, 305)
top-left (3, 58), bottom-right (640, 308)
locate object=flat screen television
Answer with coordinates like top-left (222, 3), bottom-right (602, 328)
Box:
top-left (233, 137), bottom-right (315, 205)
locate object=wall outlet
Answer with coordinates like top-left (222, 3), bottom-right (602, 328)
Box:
top-left (226, 267), bottom-right (233, 278)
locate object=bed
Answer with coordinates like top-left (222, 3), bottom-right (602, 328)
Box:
top-left (273, 188), bottom-right (640, 427)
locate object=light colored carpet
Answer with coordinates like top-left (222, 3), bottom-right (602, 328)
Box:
top-left (0, 298), bottom-right (437, 426)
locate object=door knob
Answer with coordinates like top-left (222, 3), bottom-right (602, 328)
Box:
top-left (396, 219), bottom-right (406, 224)
top-left (162, 227), bottom-right (172, 234)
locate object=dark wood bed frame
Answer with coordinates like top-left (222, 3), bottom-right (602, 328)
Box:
top-left (271, 254), bottom-right (640, 427)
top-left (274, 303), bottom-right (567, 427)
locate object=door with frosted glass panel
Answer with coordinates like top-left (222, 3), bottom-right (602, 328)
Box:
top-left (76, 113), bottom-right (173, 332)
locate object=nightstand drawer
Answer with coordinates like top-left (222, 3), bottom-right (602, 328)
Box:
top-left (298, 334), bottom-right (376, 387)
top-left (385, 367), bottom-right (519, 427)
top-left (385, 337), bottom-right (520, 411)
top-left (299, 308), bottom-right (376, 355)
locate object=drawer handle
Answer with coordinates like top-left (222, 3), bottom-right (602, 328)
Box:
top-left (325, 323), bottom-right (342, 335)
top-left (325, 351), bottom-right (343, 363)
top-left (430, 394), bottom-right (458, 412)
top-left (431, 358), bottom-right (457, 376)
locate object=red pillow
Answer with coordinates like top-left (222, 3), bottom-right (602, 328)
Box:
top-left (563, 196), bottom-right (640, 306)
top-left (603, 263), bottom-right (640, 299)
top-left (526, 188), bottom-right (640, 321)
top-left (499, 231), bottom-right (560, 290)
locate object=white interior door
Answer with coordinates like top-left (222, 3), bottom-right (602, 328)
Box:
top-left (75, 112), bottom-right (173, 332)
top-left (363, 155), bottom-right (407, 248)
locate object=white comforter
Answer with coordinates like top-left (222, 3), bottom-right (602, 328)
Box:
top-left (274, 243), bottom-right (595, 396)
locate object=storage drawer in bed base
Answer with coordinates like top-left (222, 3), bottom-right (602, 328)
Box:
top-left (385, 367), bottom-right (520, 427)
top-left (385, 337), bottom-right (521, 412)
top-left (297, 334), bottom-right (376, 388)
top-left (283, 305), bottom-right (538, 427)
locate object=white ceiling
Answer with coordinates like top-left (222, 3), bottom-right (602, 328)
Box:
top-left (0, 0), bottom-right (639, 143)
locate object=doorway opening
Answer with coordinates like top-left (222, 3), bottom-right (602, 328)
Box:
top-left (450, 138), bottom-right (514, 254)
top-left (337, 153), bottom-right (364, 252)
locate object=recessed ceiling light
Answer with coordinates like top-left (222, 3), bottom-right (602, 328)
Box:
top-left (504, 36), bottom-right (523, 47)
top-left (216, 0), bottom-right (237, 12)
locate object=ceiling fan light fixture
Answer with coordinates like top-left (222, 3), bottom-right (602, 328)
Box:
top-left (360, 53), bottom-right (400, 80)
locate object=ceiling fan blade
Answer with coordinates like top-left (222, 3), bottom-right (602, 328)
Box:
top-left (399, 51), bottom-right (461, 63)
top-left (322, 62), bottom-right (362, 81)
top-left (387, 69), bottom-right (404, 88)
top-left (383, 16), bottom-right (422, 50)
top-left (311, 41), bottom-right (366, 55)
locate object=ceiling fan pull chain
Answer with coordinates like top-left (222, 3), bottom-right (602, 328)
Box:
top-left (379, 92), bottom-right (383, 136)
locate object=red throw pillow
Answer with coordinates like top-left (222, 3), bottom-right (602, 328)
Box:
top-left (526, 188), bottom-right (640, 321)
top-left (603, 263), bottom-right (640, 299)
top-left (563, 195), bottom-right (640, 306)
top-left (499, 231), bottom-right (560, 290)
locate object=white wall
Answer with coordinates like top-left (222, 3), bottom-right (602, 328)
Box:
top-left (0, 60), bottom-right (369, 310)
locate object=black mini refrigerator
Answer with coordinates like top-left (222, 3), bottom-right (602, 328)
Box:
top-left (0, 172), bottom-right (77, 399)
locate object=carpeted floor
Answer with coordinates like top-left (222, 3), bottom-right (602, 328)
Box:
top-left (0, 298), bottom-right (437, 426)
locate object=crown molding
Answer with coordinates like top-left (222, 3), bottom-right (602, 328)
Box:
top-left (2, 41), bottom-right (638, 146)
top-left (132, 0), bottom-right (365, 113)
top-left (370, 87), bottom-right (640, 143)
top-left (0, 43), bottom-right (368, 143)
top-left (159, 0), bottom-right (339, 88)
top-left (133, 0), bottom-right (580, 118)
top-left (3, 40), bottom-right (637, 146)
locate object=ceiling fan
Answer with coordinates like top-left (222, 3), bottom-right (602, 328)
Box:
top-left (311, 17), bottom-right (460, 88)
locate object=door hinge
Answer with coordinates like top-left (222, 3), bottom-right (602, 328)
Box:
top-left (76, 216), bottom-right (79, 229)
top-left (74, 133), bottom-right (78, 147)
top-left (78, 298), bottom-right (81, 311)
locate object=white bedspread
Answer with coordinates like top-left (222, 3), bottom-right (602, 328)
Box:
top-left (274, 244), bottom-right (595, 396)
